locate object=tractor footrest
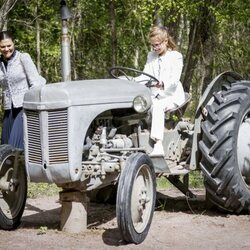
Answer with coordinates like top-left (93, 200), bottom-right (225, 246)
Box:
top-left (151, 157), bottom-right (170, 173)
top-left (167, 165), bottom-right (189, 176)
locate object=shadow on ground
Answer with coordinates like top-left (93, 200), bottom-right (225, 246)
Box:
top-left (19, 188), bottom-right (223, 246)
top-left (156, 188), bottom-right (207, 212)
top-left (20, 199), bottom-right (117, 230)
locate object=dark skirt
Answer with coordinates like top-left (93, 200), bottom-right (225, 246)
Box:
top-left (1, 107), bottom-right (24, 150)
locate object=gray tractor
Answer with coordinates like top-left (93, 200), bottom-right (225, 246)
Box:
top-left (0, 66), bottom-right (249, 244)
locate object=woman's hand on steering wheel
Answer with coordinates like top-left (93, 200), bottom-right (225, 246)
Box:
top-left (109, 66), bottom-right (159, 88)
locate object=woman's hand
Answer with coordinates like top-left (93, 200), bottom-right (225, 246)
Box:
top-left (155, 81), bottom-right (164, 89)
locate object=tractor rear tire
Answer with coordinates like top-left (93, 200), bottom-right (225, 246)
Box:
top-left (199, 81), bottom-right (250, 213)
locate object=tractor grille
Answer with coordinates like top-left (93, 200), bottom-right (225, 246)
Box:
top-left (48, 109), bottom-right (68, 164)
top-left (26, 109), bottom-right (68, 165)
top-left (26, 110), bottom-right (42, 164)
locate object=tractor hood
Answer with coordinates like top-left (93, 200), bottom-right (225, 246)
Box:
top-left (23, 79), bottom-right (151, 110)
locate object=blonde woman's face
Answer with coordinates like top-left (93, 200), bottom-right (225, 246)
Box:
top-left (0, 38), bottom-right (15, 59)
top-left (150, 37), bottom-right (168, 56)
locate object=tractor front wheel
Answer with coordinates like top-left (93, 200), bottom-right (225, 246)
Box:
top-left (0, 145), bottom-right (27, 230)
top-left (116, 152), bottom-right (156, 244)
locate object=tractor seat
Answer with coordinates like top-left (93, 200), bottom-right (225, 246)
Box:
top-left (165, 92), bottom-right (191, 116)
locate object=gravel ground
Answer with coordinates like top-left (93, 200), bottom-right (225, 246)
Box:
top-left (0, 189), bottom-right (249, 250)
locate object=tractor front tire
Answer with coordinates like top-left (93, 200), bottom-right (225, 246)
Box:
top-left (0, 145), bottom-right (27, 230)
top-left (116, 152), bottom-right (156, 244)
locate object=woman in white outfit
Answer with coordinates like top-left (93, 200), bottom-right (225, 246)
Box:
top-left (136, 26), bottom-right (185, 156)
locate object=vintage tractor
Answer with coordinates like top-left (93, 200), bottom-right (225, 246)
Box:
top-left (0, 66), bottom-right (249, 244)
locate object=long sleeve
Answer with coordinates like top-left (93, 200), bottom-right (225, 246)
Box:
top-left (134, 51), bottom-right (158, 84)
top-left (0, 63), bottom-right (7, 85)
top-left (0, 71), bottom-right (5, 82)
top-left (1, 51), bottom-right (46, 109)
top-left (161, 51), bottom-right (183, 93)
top-left (20, 53), bottom-right (46, 88)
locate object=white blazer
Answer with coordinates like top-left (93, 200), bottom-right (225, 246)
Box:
top-left (136, 50), bottom-right (185, 106)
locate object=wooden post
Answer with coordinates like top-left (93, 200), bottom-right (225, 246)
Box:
top-left (59, 190), bottom-right (88, 233)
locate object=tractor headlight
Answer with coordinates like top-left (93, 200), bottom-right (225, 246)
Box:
top-left (133, 95), bottom-right (151, 113)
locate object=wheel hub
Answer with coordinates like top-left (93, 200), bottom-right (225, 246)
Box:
top-left (138, 189), bottom-right (150, 219)
top-left (131, 168), bottom-right (153, 233)
top-left (237, 116), bottom-right (250, 181)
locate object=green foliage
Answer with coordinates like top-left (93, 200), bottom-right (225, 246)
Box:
top-left (4, 0), bottom-right (248, 87)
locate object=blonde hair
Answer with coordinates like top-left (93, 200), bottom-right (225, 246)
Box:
top-left (149, 26), bottom-right (177, 50)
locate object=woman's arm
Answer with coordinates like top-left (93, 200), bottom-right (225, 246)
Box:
top-left (20, 53), bottom-right (46, 87)
top-left (163, 51), bottom-right (183, 92)
top-left (134, 51), bottom-right (157, 84)
top-left (0, 71), bottom-right (5, 82)
top-left (0, 63), bottom-right (7, 84)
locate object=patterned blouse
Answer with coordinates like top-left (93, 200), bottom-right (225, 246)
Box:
top-left (0, 50), bottom-right (46, 110)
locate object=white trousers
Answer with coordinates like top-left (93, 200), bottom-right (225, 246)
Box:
top-left (150, 96), bottom-right (177, 141)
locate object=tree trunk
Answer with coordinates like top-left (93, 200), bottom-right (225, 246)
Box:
top-left (181, 19), bottom-right (200, 93)
top-left (0, 0), bottom-right (18, 30)
top-left (182, 1), bottom-right (221, 94)
top-left (110, 0), bottom-right (117, 67)
top-left (35, 10), bottom-right (41, 73)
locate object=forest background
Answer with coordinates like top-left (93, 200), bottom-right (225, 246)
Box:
top-left (0, 0), bottom-right (249, 116)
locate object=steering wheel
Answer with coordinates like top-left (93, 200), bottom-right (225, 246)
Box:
top-left (109, 66), bottom-right (159, 87)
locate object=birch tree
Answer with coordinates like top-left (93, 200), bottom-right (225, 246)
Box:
top-left (0, 0), bottom-right (18, 30)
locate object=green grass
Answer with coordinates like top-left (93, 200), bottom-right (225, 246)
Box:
top-left (157, 176), bottom-right (173, 190)
top-left (189, 171), bottom-right (204, 188)
top-left (27, 171), bottom-right (204, 198)
top-left (27, 182), bottom-right (61, 198)
top-left (156, 171), bottom-right (204, 190)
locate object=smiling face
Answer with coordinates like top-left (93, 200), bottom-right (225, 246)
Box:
top-left (0, 38), bottom-right (15, 60)
top-left (148, 26), bottom-right (171, 56)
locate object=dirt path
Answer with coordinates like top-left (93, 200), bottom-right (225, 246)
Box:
top-left (0, 189), bottom-right (250, 250)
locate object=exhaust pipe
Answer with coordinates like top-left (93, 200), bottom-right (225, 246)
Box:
top-left (60, 0), bottom-right (72, 81)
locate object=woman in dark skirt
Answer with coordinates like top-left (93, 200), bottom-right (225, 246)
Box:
top-left (1, 107), bottom-right (23, 149)
top-left (0, 31), bottom-right (46, 149)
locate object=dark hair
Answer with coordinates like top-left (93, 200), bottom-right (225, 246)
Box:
top-left (0, 31), bottom-right (14, 42)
